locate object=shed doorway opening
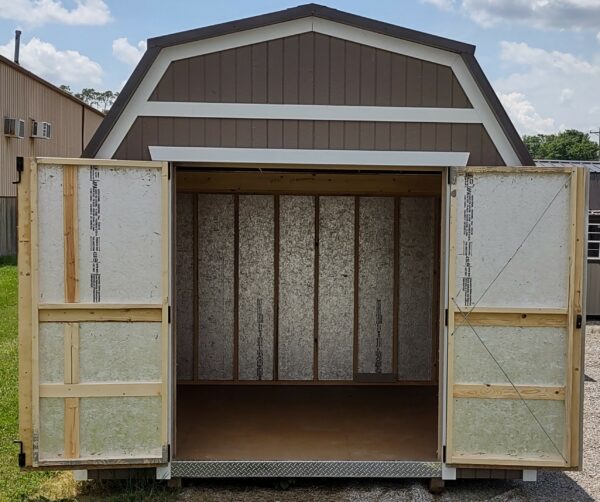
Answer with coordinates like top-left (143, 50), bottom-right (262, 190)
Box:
top-left (173, 169), bottom-right (443, 462)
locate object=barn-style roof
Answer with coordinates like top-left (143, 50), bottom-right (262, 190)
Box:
top-left (84, 3), bottom-right (533, 165)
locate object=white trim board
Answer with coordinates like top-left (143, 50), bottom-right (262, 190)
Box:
top-left (141, 102), bottom-right (479, 123)
top-left (149, 146), bottom-right (470, 166)
top-left (96, 17), bottom-right (520, 166)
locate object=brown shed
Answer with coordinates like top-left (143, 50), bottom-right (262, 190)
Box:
top-left (16, 4), bottom-right (587, 489)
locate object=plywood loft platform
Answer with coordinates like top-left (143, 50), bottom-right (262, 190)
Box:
top-left (175, 385), bottom-right (438, 461)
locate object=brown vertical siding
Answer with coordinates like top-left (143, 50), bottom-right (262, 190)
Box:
top-left (149, 33), bottom-right (472, 108)
top-left (114, 117), bottom-right (503, 165)
top-left (587, 261), bottom-right (600, 317)
top-left (589, 175), bottom-right (600, 211)
top-left (0, 59), bottom-right (103, 197)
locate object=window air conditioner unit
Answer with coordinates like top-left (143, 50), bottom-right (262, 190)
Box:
top-left (31, 120), bottom-right (52, 139)
top-left (4, 117), bottom-right (25, 138)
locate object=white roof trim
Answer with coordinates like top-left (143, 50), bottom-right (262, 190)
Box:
top-left (141, 102), bottom-right (480, 123)
top-left (149, 146), bottom-right (470, 166)
top-left (96, 17), bottom-right (520, 165)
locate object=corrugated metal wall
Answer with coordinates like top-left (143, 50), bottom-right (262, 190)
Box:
top-left (0, 58), bottom-right (103, 256)
top-left (0, 59), bottom-right (104, 197)
top-left (0, 197), bottom-right (16, 256)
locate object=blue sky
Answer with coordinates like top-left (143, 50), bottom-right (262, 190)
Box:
top-left (1, 0), bottom-right (599, 136)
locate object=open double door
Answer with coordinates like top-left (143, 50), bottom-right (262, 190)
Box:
top-left (17, 158), bottom-right (585, 472)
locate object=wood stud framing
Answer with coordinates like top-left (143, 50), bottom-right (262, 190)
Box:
top-left (180, 175), bottom-right (441, 384)
top-left (17, 157), bottom-right (33, 465)
top-left (453, 384), bottom-right (565, 401)
top-left (23, 158), bottom-right (168, 467)
top-left (446, 167), bottom-right (586, 469)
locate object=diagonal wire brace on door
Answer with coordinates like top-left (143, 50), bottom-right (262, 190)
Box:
top-left (449, 173), bottom-right (573, 465)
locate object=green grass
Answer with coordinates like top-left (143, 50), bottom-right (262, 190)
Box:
top-left (0, 262), bottom-right (56, 501)
top-left (0, 262), bottom-right (177, 501)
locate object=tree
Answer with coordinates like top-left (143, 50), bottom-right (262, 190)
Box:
top-left (523, 129), bottom-right (599, 161)
top-left (59, 85), bottom-right (119, 113)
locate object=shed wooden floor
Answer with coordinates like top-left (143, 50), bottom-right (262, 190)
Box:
top-left (175, 385), bottom-right (438, 461)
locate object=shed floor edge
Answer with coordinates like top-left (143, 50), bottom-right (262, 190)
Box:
top-left (169, 460), bottom-right (443, 478)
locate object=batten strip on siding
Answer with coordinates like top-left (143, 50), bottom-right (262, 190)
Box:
top-left (94, 18), bottom-right (521, 165)
top-left (141, 102), bottom-right (480, 123)
top-left (149, 147), bottom-right (470, 166)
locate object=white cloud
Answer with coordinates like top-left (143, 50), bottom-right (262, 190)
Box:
top-left (112, 38), bottom-right (146, 67)
top-left (427, 0), bottom-right (600, 30)
top-left (0, 0), bottom-right (111, 27)
top-left (421, 0), bottom-right (455, 10)
top-left (0, 37), bottom-right (102, 86)
top-left (597, 32), bottom-right (600, 43)
top-left (499, 92), bottom-right (555, 134)
top-left (494, 41), bottom-right (600, 134)
top-left (559, 88), bottom-right (574, 104)
top-left (499, 41), bottom-right (599, 75)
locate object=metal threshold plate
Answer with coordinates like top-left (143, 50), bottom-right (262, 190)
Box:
top-left (171, 460), bottom-right (442, 478)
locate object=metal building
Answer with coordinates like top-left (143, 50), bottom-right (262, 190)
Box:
top-left (0, 54), bottom-right (104, 256)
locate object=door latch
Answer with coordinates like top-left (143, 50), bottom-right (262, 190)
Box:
top-left (13, 156), bottom-right (24, 185)
top-left (576, 314), bottom-right (582, 329)
top-left (13, 440), bottom-right (25, 467)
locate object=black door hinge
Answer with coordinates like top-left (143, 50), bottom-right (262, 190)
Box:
top-left (168, 306), bottom-right (172, 324)
top-left (13, 157), bottom-right (24, 185)
top-left (14, 440), bottom-right (25, 468)
top-left (442, 445), bottom-right (447, 463)
top-left (445, 309), bottom-right (448, 326)
top-left (576, 314), bottom-right (582, 329)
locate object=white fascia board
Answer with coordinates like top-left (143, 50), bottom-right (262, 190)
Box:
top-left (149, 146), bottom-right (470, 167)
top-left (313, 19), bottom-right (520, 165)
top-left (97, 17), bottom-right (521, 165)
top-left (141, 102), bottom-right (479, 123)
top-left (96, 18), bottom-right (313, 158)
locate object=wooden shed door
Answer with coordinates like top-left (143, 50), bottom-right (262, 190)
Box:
top-left (18, 158), bottom-right (170, 467)
top-left (446, 166), bottom-right (586, 468)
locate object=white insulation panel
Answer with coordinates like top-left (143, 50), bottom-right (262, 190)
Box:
top-left (39, 398), bottom-right (65, 460)
top-left (453, 172), bottom-right (571, 309)
top-left (38, 165), bottom-right (64, 303)
top-left (78, 322), bottom-right (161, 383)
top-left (318, 196), bottom-right (355, 380)
top-left (79, 396), bottom-right (162, 459)
top-left (278, 196), bottom-right (315, 380)
top-left (197, 194), bottom-right (235, 380)
top-left (175, 193), bottom-right (194, 380)
top-left (77, 166), bottom-right (162, 304)
top-left (358, 197), bottom-right (395, 375)
top-left (454, 325), bottom-right (567, 386)
top-left (398, 197), bottom-right (436, 381)
top-left (453, 398), bottom-right (565, 459)
top-left (39, 323), bottom-right (64, 384)
top-left (239, 195), bottom-right (275, 380)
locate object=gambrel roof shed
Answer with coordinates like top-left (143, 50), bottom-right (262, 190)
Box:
top-left (84, 3), bottom-right (533, 166)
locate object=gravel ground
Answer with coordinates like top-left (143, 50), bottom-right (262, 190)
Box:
top-left (176, 328), bottom-right (600, 501)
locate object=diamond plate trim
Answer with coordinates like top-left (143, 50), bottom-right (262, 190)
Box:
top-left (171, 461), bottom-right (442, 478)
